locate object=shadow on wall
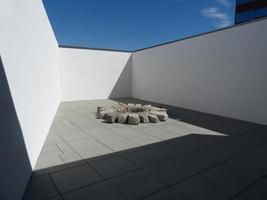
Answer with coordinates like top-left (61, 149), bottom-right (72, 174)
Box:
top-left (0, 56), bottom-right (32, 200)
top-left (109, 56), bottom-right (132, 99)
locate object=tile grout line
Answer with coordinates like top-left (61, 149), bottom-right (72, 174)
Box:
top-left (122, 154), bottom-right (169, 186)
top-left (230, 174), bottom-right (267, 200)
top-left (63, 116), bottom-right (124, 152)
top-left (55, 133), bottom-right (128, 199)
top-left (67, 107), bottom-right (145, 146)
top-left (34, 100), bottom-right (264, 200)
top-left (138, 142), bottom-right (267, 200)
top-left (40, 126), bottom-right (264, 198)
top-left (87, 162), bottom-right (129, 200)
top-left (34, 125), bottom-right (262, 179)
top-left (48, 174), bottom-right (64, 200)
top-left (30, 101), bottom-right (265, 199)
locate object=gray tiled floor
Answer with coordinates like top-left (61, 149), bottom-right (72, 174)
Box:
top-left (23, 98), bottom-right (267, 200)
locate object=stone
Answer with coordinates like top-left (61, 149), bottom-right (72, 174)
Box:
top-left (118, 113), bottom-right (129, 124)
top-left (142, 105), bottom-right (152, 109)
top-left (99, 109), bottom-right (116, 119)
top-left (97, 106), bottom-right (103, 114)
top-left (142, 105), bottom-right (152, 112)
top-left (96, 103), bottom-right (168, 125)
top-left (118, 102), bottom-right (128, 107)
top-left (150, 106), bottom-right (167, 112)
top-left (127, 103), bottom-right (137, 113)
top-left (128, 113), bottom-right (140, 125)
top-left (139, 113), bottom-right (150, 123)
top-left (105, 112), bottom-right (120, 123)
top-left (150, 111), bottom-right (168, 121)
top-left (148, 114), bottom-right (159, 123)
top-left (112, 105), bottom-right (127, 113)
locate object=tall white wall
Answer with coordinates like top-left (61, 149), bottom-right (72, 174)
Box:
top-left (132, 19), bottom-right (267, 125)
top-left (0, 0), bottom-right (60, 198)
top-left (59, 47), bottom-right (132, 101)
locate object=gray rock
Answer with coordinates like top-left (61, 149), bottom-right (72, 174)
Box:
top-left (112, 105), bottom-right (127, 113)
top-left (128, 113), bottom-right (140, 125)
top-left (148, 114), bottom-right (159, 123)
top-left (139, 113), bottom-right (150, 123)
top-left (118, 113), bottom-right (129, 124)
top-left (150, 111), bottom-right (168, 121)
top-left (142, 105), bottom-right (152, 109)
top-left (99, 109), bottom-right (116, 119)
top-left (118, 102), bottom-right (128, 107)
top-left (106, 112), bottom-right (120, 123)
top-left (97, 106), bottom-right (103, 114)
top-left (150, 106), bottom-right (167, 112)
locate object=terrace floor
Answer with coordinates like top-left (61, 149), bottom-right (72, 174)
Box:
top-left (23, 98), bottom-right (267, 200)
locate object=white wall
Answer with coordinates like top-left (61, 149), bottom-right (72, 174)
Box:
top-left (0, 0), bottom-right (59, 198)
top-left (59, 47), bottom-right (132, 101)
top-left (132, 19), bottom-right (267, 125)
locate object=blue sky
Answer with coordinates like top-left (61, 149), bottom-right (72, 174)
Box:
top-left (43, 0), bottom-right (236, 51)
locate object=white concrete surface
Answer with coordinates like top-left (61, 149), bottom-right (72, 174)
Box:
top-left (59, 48), bottom-right (132, 101)
top-left (0, 0), bottom-right (60, 167)
top-left (132, 19), bottom-right (267, 125)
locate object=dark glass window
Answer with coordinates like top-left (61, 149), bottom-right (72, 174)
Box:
top-left (236, 0), bottom-right (256, 6)
top-left (235, 7), bottom-right (267, 23)
top-left (236, 0), bottom-right (256, 5)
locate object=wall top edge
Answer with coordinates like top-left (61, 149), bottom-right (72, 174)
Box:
top-left (59, 16), bottom-right (267, 53)
top-left (133, 16), bottom-right (267, 53)
top-left (58, 45), bottom-right (132, 53)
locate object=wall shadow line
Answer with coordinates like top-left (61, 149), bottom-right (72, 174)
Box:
top-left (108, 56), bottom-right (132, 99)
top-left (0, 56), bottom-right (32, 200)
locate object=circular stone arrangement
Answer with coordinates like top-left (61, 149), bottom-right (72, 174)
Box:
top-left (96, 103), bottom-right (168, 125)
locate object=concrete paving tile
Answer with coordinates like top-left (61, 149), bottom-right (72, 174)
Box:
top-left (232, 177), bottom-right (267, 200)
top-left (34, 155), bottom-right (64, 170)
top-left (112, 128), bottom-right (161, 145)
top-left (109, 170), bottom-right (165, 200)
top-left (45, 135), bottom-right (65, 145)
top-left (41, 144), bottom-right (63, 155)
top-left (91, 157), bottom-right (137, 178)
top-left (59, 152), bottom-right (83, 163)
top-left (58, 131), bottom-right (89, 142)
top-left (76, 146), bottom-right (113, 159)
top-left (146, 144), bottom-right (267, 200)
top-left (56, 142), bottom-right (76, 154)
top-left (104, 140), bottom-right (139, 151)
top-left (123, 147), bottom-right (174, 167)
top-left (23, 175), bottom-right (58, 200)
top-left (67, 138), bottom-right (104, 150)
top-left (85, 127), bottom-right (117, 137)
top-left (140, 126), bottom-right (178, 140)
top-left (50, 165), bottom-right (103, 193)
top-left (62, 182), bottom-right (124, 200)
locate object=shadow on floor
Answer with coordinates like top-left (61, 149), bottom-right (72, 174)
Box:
top-left (23, 105), bottom-right (267, 200)
top-left (111, 97), bottom-right (264, 136)
top-left (0, 56), bottom-right (32, 200)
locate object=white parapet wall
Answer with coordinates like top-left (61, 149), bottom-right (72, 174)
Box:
top-left (132, 18), bottom-right (267, 125)
top-left (59, 47), bottom-right (132, 101)
top-left (0, 0), bottom-right (60, 199)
